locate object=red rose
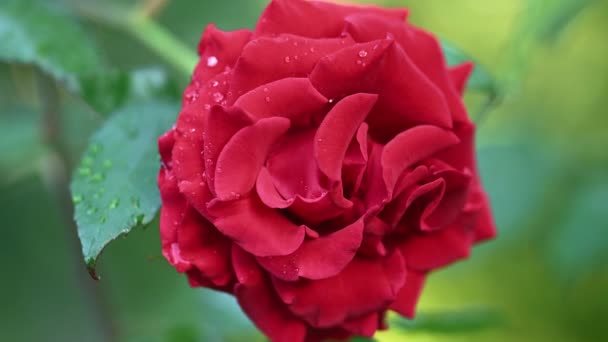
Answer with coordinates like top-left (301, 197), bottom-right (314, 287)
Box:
top-left (157, 0), bottom-right (496, 341)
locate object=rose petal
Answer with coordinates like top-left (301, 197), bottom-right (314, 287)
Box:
top-left (342, 123), bottom-right (369, 197)
top-left (232, 245), bottom-right (307, 342)
top-left (255, 0), bottom-right (408, 38)
top-left (382, 125), bottom-right (459, 194)
top-left (158, 163), bottom-right (232, 287)
top-left (345, 15), bottom-right (469, 123)
top-left (176, 207), bottom-right (233, 286)
top-left (208, 195), bottom-right (305, 257)
top-left (194, 24), bottom-right (252, 83)
top-left (214, 117), bottom-right (290, 201)
top-left (399, 222), bottom-right (475, 271)
top-left (273, 251), bottom-right (406, 328)
top-left (235, 78), bottom-right (328, 127)
top-left (310, 40), bottom-right (453, 139)
top-left (390, 269), bottom-right (427, 319)
top-left (267, 129), bottom-right (327, 200)
top-left (315, 93), bottom-right (377, 182)
top-left (257, 218), bottom-right (364, 281)
top-left (203, 106), bottom-right (253, 194)
top-left (230, 34), bottom-right (355, 99)
top-left (342, 312), bottom-right (379, 338)
top-left (449, 62), bottom-right (475, 96)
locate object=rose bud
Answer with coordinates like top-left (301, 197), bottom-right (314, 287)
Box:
top-left (157, 0), bottom-right (496, 341)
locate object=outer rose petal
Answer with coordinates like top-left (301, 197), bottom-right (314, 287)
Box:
top-left (208, 195), bottom-right (306, 257)
top-left (449, 62), bottom-right (475, 96)
top-left (255, 0), bottom-right (408, 38)
top-left (315, 93), bottom-right (377, 182)
top-left (194, 24), bottom-right (252, 83)
top-left (235, 78), bottom-right (328, 127)
top-left (214, 117), bottom-right (290, 200)
top-left (342, 312), bottom-right (379, 338)
top-left (230, 34), bottom-right (355, 99)
top-left (158, 159), bottom-right (232, 287)
top-left (310, 40), bottom-right (452, 138)
top-left (273, 251), bottom-right (406, 328)
top-left (390, 269), bottom-right (427, 319)
top-left (399, 221), bottom-right (475, 271)
top-left (257, 218), bottom-right (364, 281)
top-left (232, 246), bottom-right (307, 342)
top-left (344, 15), bottom-right (469, 123)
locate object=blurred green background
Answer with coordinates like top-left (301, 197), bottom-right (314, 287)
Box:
top-left (1, 0), bottom-right (607, 341)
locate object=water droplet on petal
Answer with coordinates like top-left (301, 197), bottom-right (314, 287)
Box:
top-left (265, 96), bottom-right (271, 103)
top-left (358, 50), bottom-right (368, 58)
top-left (204, 104), bottom-right (211, 110)
top-left (309, 47), bottom-right (315, 53)
top-left (185, 90), bottom-right (199, 103)
top-left (207, 56), bottom-right (219, 67)
top-left (210, 80), bottom-right (219, 87)
top-left (263, 87), bottom-right (269, 93)
top-left (212, 92), bottom-right (224, 103)
top-left (284, 56), bottom-right (291, 63)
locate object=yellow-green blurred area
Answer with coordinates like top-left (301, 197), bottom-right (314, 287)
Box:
top-left (1, 0), bottom-right (607, 341)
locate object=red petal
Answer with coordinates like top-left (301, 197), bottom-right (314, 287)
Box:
top-left (194, 24), bottom-right (252, 84)
top-left (273, 251), bottom-right (406, 328)
top-left (235, 78), bottom-right (328, 127)
top-left (214, 117), bottom-right (290, 200)
top-left (208, 195), bottom-right (305, 257)
top-left (230, 34), bottom-right (355, 99)
top-left (390, 269), bottom-right (427, 319)
top-left (345, 15), bottom-right (470, 123)
top-left (176, 207), bottom-right (233, 286)
top-left (257, 218), bottom-right (364, 281)
top-left (399, 222), bottom-right (474, 271)
top-left (315, 93), bottom-right (377, 182)
top-left (310, 40), bottom-right (453, 139)
top-left (449, 62), bottom-right (475, 96)
top-left (342, 312), bottom-right (379, 338)
top-left (158, 165), bottom-right (232, 287)
top-left (382, 125), bottom-right (459, 194)
top-left (232, 245), bottom-right (307, 342)
top-left (342, 123), bottom-right (369, 197)
top-left (203, 106), bottom-right (253, 195)
top-left (255, 0), bottom-right (408, 38)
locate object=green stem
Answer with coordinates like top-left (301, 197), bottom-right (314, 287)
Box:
top-left (125, 14), bottom-right (198, 76)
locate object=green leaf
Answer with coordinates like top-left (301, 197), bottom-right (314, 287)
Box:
top-left (349, 337), bottom-right (377, 342)
top-left (78, 67), bottom-right (180, 115)
top-left (70, 100), bottom-right (178, 276)
top-left (0, 0), bottom-right (102, 89)
top-left (393, 307), bottom-right (503, 334)
top-left (441, 40), bottom-right (497, 95)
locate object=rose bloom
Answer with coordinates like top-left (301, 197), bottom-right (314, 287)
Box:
top-left (157, 0), bottom-right (496, 341)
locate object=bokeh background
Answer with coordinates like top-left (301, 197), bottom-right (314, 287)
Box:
top-left (1, 0), bottom-right (607, 341)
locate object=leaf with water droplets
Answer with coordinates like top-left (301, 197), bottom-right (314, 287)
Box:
top-left (71, 101), bottom-right (179, 277)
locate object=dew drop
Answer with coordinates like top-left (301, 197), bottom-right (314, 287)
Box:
top-left (263, 87), bottom-right (269, 93)
top-left (309, 47), bottom-right (315, 53)
top-left (204, 104), bottom-right (211, 110)
top-left (212, 92), bottom-right (224, 103)
top-left (210, 80), bottom-right (219, 87)
top-left (90, 173), bottom-right (104, 183)
top-left (358, 50), bottom-right (368, 58)
top-left (284, 56), bottom-right (291, 63)
top-left (207, 56), bottom-right (219, 67)
top-left (265, 96), bottom-right (271, 103)
top-left (328, 98), bottom-right (334, 104)
top-left (356, 60), bottom-right (362, 65)
top-left (109, 198), bottom-right (120, 209)
top-left (185, 90), bottom-right (199, 103)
